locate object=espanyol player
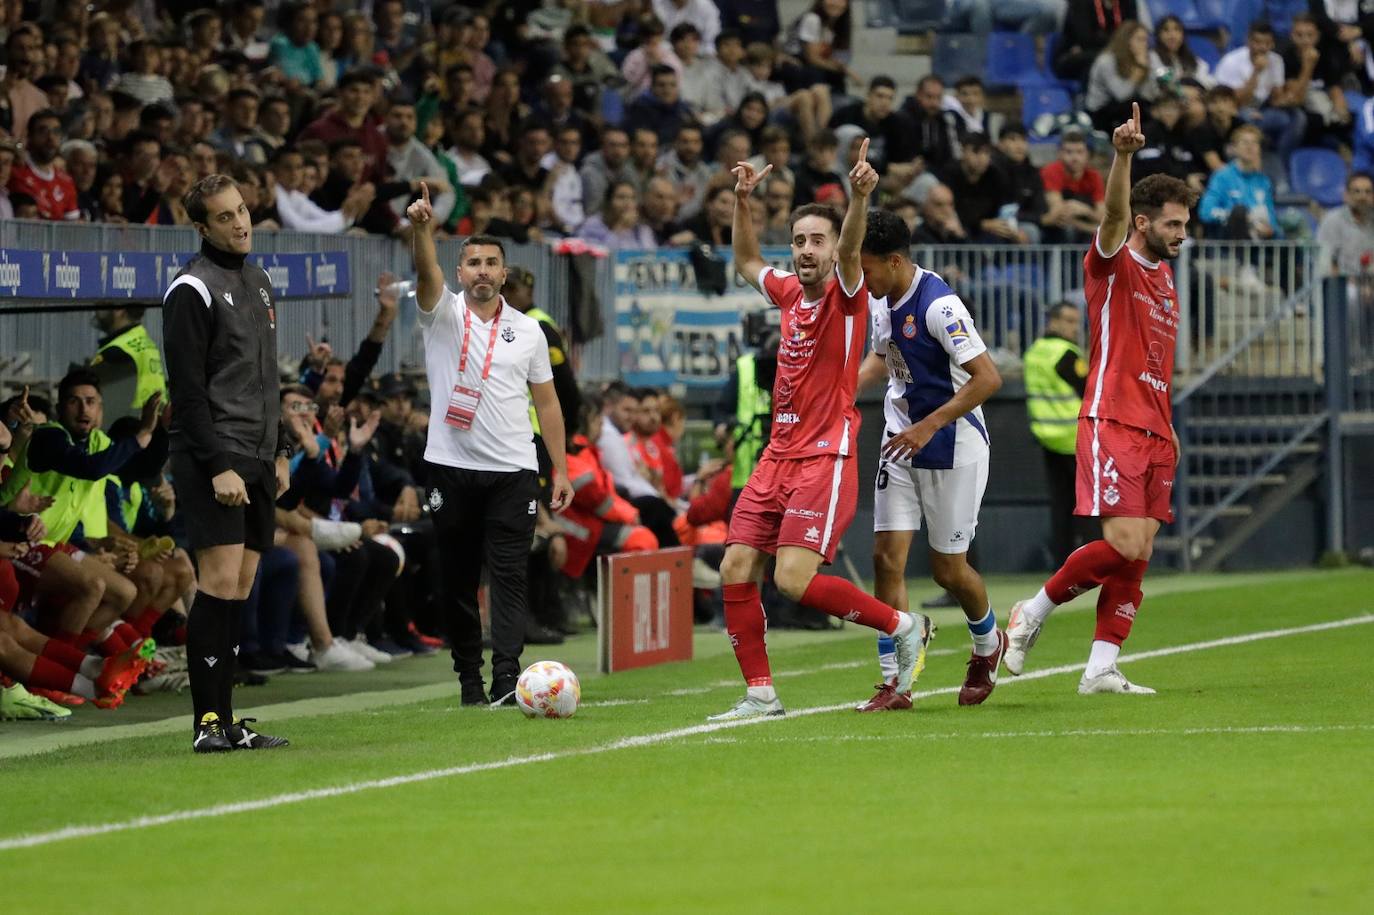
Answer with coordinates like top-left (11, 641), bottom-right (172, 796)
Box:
top-left (853, 209), bottom-right (1006, 711)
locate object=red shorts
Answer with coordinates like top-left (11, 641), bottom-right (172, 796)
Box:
top-left (727, 452), bottom-right (858, 564)
top-left (0, 560), bottom-right (19, 613)
top-left (1076, 418), bottom-right (1176, 523)
top-left (9, 542), bottom-right (84, 589)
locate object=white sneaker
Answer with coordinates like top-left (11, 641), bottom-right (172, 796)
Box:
top-left (311, 641), bottom-right (375, 672)
top-left (153, 645), bottom-right (188, 672)
top-left (892, 612), bottom-right (933, 693)
top-left (1078, 666), bottom-right (1156, 695)
top-left (1004, 600), bottom-right (1042, 676)
top-left (350, 636), bottom-right (394, 664)
top-left (706, 694), bottom-right (785, 721)
top-left (284, 641), bottom-right (310, 664)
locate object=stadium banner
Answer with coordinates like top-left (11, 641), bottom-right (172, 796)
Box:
top-left (0, 248), bottom-right (350, 304)
top-left (597, 546), bottom-right (695, 674)
top-left (615, 246), bottom-right (790, 388)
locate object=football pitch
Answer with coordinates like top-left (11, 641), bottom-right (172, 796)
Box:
top-left (2, 568), bottom-right (1372, 913)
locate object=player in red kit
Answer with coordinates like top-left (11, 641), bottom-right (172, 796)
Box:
top-left (709, 139), bottom-right (933, 721)
top-left (1005, 104), bottom-right (1196, 694)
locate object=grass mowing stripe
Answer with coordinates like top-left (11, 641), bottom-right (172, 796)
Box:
top-left (2, 612), bottom-right (1368, 854)
top-left (699, 724), bottom-right (1374, 744)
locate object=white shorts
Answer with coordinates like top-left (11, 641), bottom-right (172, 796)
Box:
top-left (873, 459), bottom-right (989, 553)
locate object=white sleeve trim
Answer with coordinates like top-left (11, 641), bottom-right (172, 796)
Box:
top-left (163, 274), bottom-right (211, 307)
top-left (835, 265), bottom-right (862, 299)
top-left (1094, 230), bottom-right (1125, 261)
top-left (756, 266), bottom-right (777, 306)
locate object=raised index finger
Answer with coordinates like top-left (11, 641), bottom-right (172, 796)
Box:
top-left (421, 181), bottom-right (430, 205)
top-left (1132, 102), bottom-right (1141, 128)
top-left (858, 137), bottom-right (870, 164)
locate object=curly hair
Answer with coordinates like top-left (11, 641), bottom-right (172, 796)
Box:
top-left (1130, 174), bottom-right (1196, 220)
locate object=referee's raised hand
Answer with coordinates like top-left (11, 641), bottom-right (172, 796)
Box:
top-left (407, 180), bottom-right (434, 230)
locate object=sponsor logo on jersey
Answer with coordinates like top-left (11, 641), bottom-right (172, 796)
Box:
top-left (775, 412), bottom-right (800, 424)
top-left (803, 526), bottom-right (821, 543)
top-left (1114, 601), bottom-right (1138, 620)
top-left (223, 292), bottom-right (234, 307)
top-left (1137, 371), bottom-right (1169, 392)
top-left (784, 508), bottom-right (825, 519)
top-left (815, 440), bottom-right (829, 448)
top-left (945, 319), bottom-right (970, 340)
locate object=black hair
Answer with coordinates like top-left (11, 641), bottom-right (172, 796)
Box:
top-left (861, 209), bottom-right (913, 257)
top-left (58, 368), bottom-right (102, 403)
top-left (869, 75), bottom-right (896, 93)
top-left (459, 235), bottom-right (507, 262)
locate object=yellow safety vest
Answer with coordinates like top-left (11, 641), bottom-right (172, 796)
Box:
top-left (94, 323), bottom-right (169, 409)
top-left (526, 307), bottom-right (562, 435)
top-left (731, 354), bottom-right (772, 489)
top-left (1023, 336), bottom-right (1084, 455)
top-left (0, 423), bottom-right (113, 544)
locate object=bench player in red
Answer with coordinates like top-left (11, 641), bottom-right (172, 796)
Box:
top-left (1005, 104), bottom-right (1196, 694)
top-left (709, 139), bottom-right (933, 721)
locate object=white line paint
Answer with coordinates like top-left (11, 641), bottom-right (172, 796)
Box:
top-left (1, 614), bottom-right (1369, 853)
top-left (698, 723), bottom-right (1374, 746)
top-left (661, 649), bottom-right (961, 697)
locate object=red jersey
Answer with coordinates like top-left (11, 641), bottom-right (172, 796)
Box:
top-left (8, 160), bottom-right (79, 221)
top-left (1081, 233), bottom-right (1179, 439)
top-left (757, 265), bottom-right (867, 459)
top-left (650, 428), bottom-right (683, 499)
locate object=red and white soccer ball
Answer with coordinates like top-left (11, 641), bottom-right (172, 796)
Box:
top-left (516, 661), bottom-right (581, 719)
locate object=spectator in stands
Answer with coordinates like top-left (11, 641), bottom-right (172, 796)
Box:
top-left (483, 68), bottom-right (532, 167)
top-left (1151, 15), bottom-right (1214, 88)
top-left (945, 76), bottom-right (1004, 146)
top-left (546, 122), bottom-right (585, 233)
top-left (830, 76), bottom-right (917, 180)
top-left (120, 130), bottom-right (175, 224)
top-left (578, 179), bottom-right (657, 249)
top-left (535, 74), bottom-right (595, 151)
top-left (713, 126), bottom-right (754, 177)
top-left (316, 11), bottom-right (344, 90)
top-left (902, 75), bottom-right (958, 179)
top-left (701, 30), bottom-right (751, 119)
top-left (300, 69), bottom-right (388, 185)
top-left (79, 14), bottom-right (122, 95)
top-left (1040, 129), bottom-right (1105, 243)
top-left (781, 0), bottom-right (855, 95)
top-left (1318, 172), bottom-right (1374, 275)
top-left (622, 16), bottom-right (684, 96)
top-left (625, 64), bottom-right (695, 145)
top-left (599, 381), bottom-right (681, 546)
top-left (226, 0), bottom-right (272, 64)
top-left (273, 144), bottom-right (371, 233)
top-left (912, 182), bottom-right (969, 244)
top-left (502, 121), bottom-right (553, 194)
top-left (113, 39), bottom-right (173, 106)
top-left (660, 122), bottom-right (715, 219)
top-left (719, 0), bottom-right (782, 46)
top-left (105, 91), bottom-right (143, 147)
top-left (938, 133), bottom-right (1027, 244)
top-left (748, 127), bottom-right (796, 194)
top-left (672, 24), bottom-right (727, 125)
top-left (943, 0), bottom-right (1065, 36)
top-left (1052, 0), bottom-right (1136, 83)
top-left (742, 41), bottom-right (830, 142)
top-left (2, 30), bottom-right (49, 143)
top-left (627, 126), bottom-right (665, 193)
top-left (1199, 124), bottom-right (1280, 240)
top-left (209, 88), bottom-right (272, 167)
top-left (1214, 20), bottom-right (1306, 174)
top-left (1195, 84), bottom-right (1243, 174)
top-left (1136, 89), bottom-right (1209, 192)
top-left (258, 96), bottom-right (292, 153)
top-left (638, 175), bottom-right (684, 244)
top-left (138, 104), bottom-right (177, 152)
top-left (792, 128), bottom-right (845, 206)
top-left (269, 2), bottom-right (324, 89)
top-left (173, 99), bottom-right (212, 151)
top-left (95, 169), bottom-right (125, 222)
top-left (709, 91), bottom-right (770, 159)
top-left (995, 125), bottom-right (1047, 242)
top-left (9, 191), bottom-right (38, 218)
top-left (1086, 22), bottom-right (1160, 132)
top-left (1310, 0), bottom-right (1374, 86)
top-left (7, 109), bottom-right (78, 221)
top-left (681, 183), bottom-right (736, 246)
top-left (0, 139), bottom-right (16, 220)
top-left (759, 175), bottom-right (795, 244)
top-left (447, 107), bottom-right (493, 187)
top-left (654, 0), bottom-right (722, 50)
top-left (1281, 13), bottom-right (1352, 143)
top-left (384, 99), bottom-right (454, 225)
top-left (552, 25), bottom-right (621, 119)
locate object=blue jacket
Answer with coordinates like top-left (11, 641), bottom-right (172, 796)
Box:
top-left (1354, 100), bottom-right (1374, 176)
top-left (1199, 162), bottom-right (1280, 236)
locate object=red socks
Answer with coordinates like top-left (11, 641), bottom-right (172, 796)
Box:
top-left (723, 582), bottom-right (772, 686)
top-left (1094, 560), bottom-right (1148, 645)
top-left (801, 574), bottom-right (901, 635)
top-left (27, 656), bottom-right (78, 692)
top-left (90, 626), bottom-right (131, 656)
top-left (131, 607), bottom-right (163, 638)
top-left (1045, 541), bottom-right (1132, 604)
top-left (40, 638), bottom-right (88, 670)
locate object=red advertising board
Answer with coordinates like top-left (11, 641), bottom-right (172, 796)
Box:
top-left (597, 547), bottom-right (695, 673)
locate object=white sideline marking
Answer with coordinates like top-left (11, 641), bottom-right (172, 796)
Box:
top-left (662, 649), bottom-right (961, 697)
top-left (1, 614), bottom-right (1369, 853)
top-left (699, 724), bottom-right (1374, 746)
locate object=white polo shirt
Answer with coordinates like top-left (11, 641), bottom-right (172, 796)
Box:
top-left (419, 285), bottom-right (553, 473)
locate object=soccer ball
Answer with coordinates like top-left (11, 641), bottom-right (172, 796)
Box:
top-left (515, 661), bottom-right (581, 719)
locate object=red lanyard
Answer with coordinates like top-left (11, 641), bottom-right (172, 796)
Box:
top-left (1092, 0), bottom-right (1121, 30)
top-left (459, 302), bottom-right (503, 383)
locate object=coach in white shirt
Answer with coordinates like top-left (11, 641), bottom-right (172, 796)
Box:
top-left (407, 183), bottom-right (573, 707)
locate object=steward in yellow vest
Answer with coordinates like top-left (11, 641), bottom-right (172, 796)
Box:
top-left (716, 334), bottom-right (779, 491)
top-left (89, 305), bottom-right (169, 424)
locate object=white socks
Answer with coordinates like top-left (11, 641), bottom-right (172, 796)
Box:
top-left (747, 684), bottom-right (777, 702)
top-left (1022, 587), bottom-right (1057, 625)
top-left (892, 611), bottom-right (915, 638)
top-left (79, 655), bottom-right (102, 681)
top-left (1084, 640), bottom-right (1121, 678)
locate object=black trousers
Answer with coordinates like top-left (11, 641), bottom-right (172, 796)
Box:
top-left (325, 538), bottom-right (400, 640)
top-left (1042, 447), bottom-right (1096, 566)
top-left (427, 463), bottom-right (539, 687)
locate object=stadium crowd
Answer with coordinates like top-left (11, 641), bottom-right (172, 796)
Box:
top-left (0, 0), bottom-right (1372, 250)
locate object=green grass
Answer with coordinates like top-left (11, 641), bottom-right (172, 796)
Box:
top-left (2, 569), bottom-right (1372, 913)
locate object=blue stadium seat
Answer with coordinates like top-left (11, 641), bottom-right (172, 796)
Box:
top-left (1289, 148), bottom-right (1347, 209)
top-left (932, 32), bottom-right (989, 83)
top-left (1191, 0), bottom-right (1230, 30)
top-left (1345, 90), bottom-right (1367, 116)
top-left (1148, 0), bottom-right (1226, 32)
top-left (1185, 35), bottom-right (1221, 70)
top-left (1022, 86), bottom-right (1072, 126)
top-left (891, 0), bottom-right (948, 33)
top-left (985, 32), bottom-right (1042, 89)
